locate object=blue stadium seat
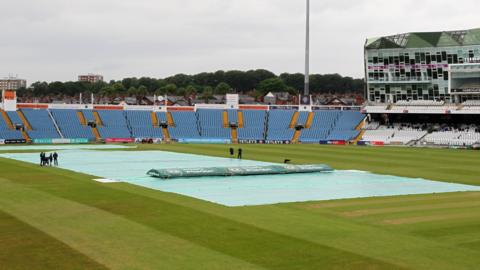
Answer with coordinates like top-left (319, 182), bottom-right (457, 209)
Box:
top-left (299, 111), bottom-right (339, 142)
top-left (197, 109), bottom-right (230, 139)
top-left (168, 111), bottom-right (201, 139)
top-left (125, 110), bottom-right (163, 139)
top-left (238, 110), bottom-right (266, 140)
top-left (327, 111), bottom-right (365, 141)
top-left (21, 109), bottom-right (61, 139)
top-left (0, 114), bottom-right (23, 140)
top-left (96, 110), bottom-right (132, 139)
top-left (266, 110), bottom-right (295, 141)
top-left (50, 109), bottom-right (94, 139)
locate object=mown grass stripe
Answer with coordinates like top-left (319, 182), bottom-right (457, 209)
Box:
top-left (0, 178), bottom-right (266, 270)
top-left (0, 210), bottom-right (107, 270)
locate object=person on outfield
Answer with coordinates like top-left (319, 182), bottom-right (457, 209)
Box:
top-left (53, 152), bottom-right (58, 166)
top-left (237, 148), bottom-right (242, 159)
top-left (229, 147), bottom-right (234, 157)
top-left (40, 152), bottom-right (44, 166)
top-left (49, 153), bottom-right (53, 166)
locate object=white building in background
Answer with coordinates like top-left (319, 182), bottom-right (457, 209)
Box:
top-left (78, 74), bottom-right (104, 83)
top-left (0, 76), bottom-right (27, 90)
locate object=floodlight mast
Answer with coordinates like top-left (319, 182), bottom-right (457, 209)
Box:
top-left (304, 0), bottom-right (310, 96)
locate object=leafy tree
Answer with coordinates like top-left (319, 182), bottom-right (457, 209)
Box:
top-left (137, 85), bottom-right (148, 97)
top-left (202, 87), bottom-right (214, 104)
top-left (20, 70), bottom-right (364, 101)
top-left (214, 82), bottom-right (231, 95)
top-left (160, 83), bottom-right (177, 95)
top-left (280, 73), bottom-right (304, 92)
top-left (127, 87), bottom-right (138, 96)
top-left (184, 85), bottom-right (197, 98)
top-left (257, 78), bottom-right (288, 94)
top-left (112, 82), bottom-right (127, 96)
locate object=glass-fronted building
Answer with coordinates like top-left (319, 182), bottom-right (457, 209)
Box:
top-left (365, 28), bottom-right (480, 103)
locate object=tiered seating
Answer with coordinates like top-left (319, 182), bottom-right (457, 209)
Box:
top-left (362, 130), bottom-right (395, 142)
top-left (296, 112), bottom-right (309, 126)
top-left (299, 111), bottom-right (338, 143)
top-left (387, 130), bottom-right (427, 144)
top-left (238, 110), bottom-right (266, 140)
top-left (364, 121), bottom-right (380, 130)
top-left (82, 110), bottom-right (96, 123)
top-left (362, 123), bottom-right (443, 144)
top-left (168, 111), bottom-right (201, 139)
top-left (227, 110), bottom-right (238, 123)
top-left (461, 100), bottom-right (480, 112)
top-left (327, 111), bottom-right (364, 141)
top-left (21, 109), bottom-right (61, 139)
top-left (197, 109), bottom-right (230, 139)
top-left (396, 100), bottom-right (445, 106)
top-left (423, 127), bottom-right (480, 146)
top-left (363, 105), bottom-right (388, 113)
top-left (50, 109), bottom-right (94, 139)
top-left (96, 110), bottom-right (131, 138)
top-left (7, 111), bottom-right (23, 126)
top-left (156, 112), bottom-right (167, 123)
top-left (125, 110), bottom-right (163, 139)
top-left (266, 110), bottom-right (295, 141)
top-left (463, 100), bottom-right (480, 106)
top-left (0, 114), bottom-right (23, 140)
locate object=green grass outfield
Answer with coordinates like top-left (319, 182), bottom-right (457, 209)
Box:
top-left (0, 144), bottom-right (480, 270)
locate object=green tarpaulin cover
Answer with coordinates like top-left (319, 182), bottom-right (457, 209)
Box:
top-left (147, 164), bottom-right (333, 179)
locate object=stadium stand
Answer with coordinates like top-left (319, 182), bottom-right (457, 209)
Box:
top-left (197, 109), bottom-right (230, 139)
top-left (362, 122), bottom-right (428, 144)
top-left (125, 110), bottom-right (163, 139)
top-left (2, 104), bottom-right (478, 148)
top-left (20, 109), bottom-right (61, 139)
top-left (96, 110), bottom-right (131, 139)
top-left (422, 125), bottom-right (480, 146)
top-left (227, 110), bottom-right (238, 123)
top-left (237, 110), bottom-right (266, 140)
top-left (168, 111), bottom-right (201, 140)
top-left (326, 111), bottom-right (364, 141)
top-left (82, 110), bottom-right (96, 123)
top-left (266, 110), bottom-right (295, 141)
top-left (6, 111), bottom-right (24, 127)
top-left (0, 112), bottom-right (24, 140)
top-left (299, 111), bottom-right (338, 143)
top-left (50, 109), bottom-right (95, 139)
top-left (296, 111), bottom-right (310, 126)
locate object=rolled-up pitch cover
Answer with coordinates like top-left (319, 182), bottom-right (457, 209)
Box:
top-left (147, 164), bottom-right (333, 179)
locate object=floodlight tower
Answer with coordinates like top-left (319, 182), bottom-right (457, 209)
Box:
top-left (304, 0), bottom-right (310, 96)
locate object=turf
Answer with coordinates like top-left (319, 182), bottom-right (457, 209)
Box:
top-left (0, 144), bottom-right (480, 270)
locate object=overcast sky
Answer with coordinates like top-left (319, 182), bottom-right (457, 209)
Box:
top-left (1, 0), bottom-right (478, 84)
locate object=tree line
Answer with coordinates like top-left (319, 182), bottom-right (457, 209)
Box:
top-left (18, 69), bottom-right (364, 100)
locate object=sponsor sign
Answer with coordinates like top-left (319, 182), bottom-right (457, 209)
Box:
top-left (238, 139), bottom-right (265, 144)
top-left (134, 138), bottom-right (163, 144)
top-left (33, 138), bottom-right (53, 144)
top-left (371, 141), bottom-right (385, 146)
top-left (177, 138), bottom-right (231, 144)
top-left (52, 138), bottom-right (89, 144)
top-left (5, 139), bottom-right (27, 144)
top-left (33, 138), bottom-right (89, 144)
top-left (265, 140), bottom-right (292, 144)
top-left (105, 138), bottom-right (134, 143)
top-left (226, 94), bottom-right (239, 109)
top-left (329, 140), bottom-right (346, 145)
